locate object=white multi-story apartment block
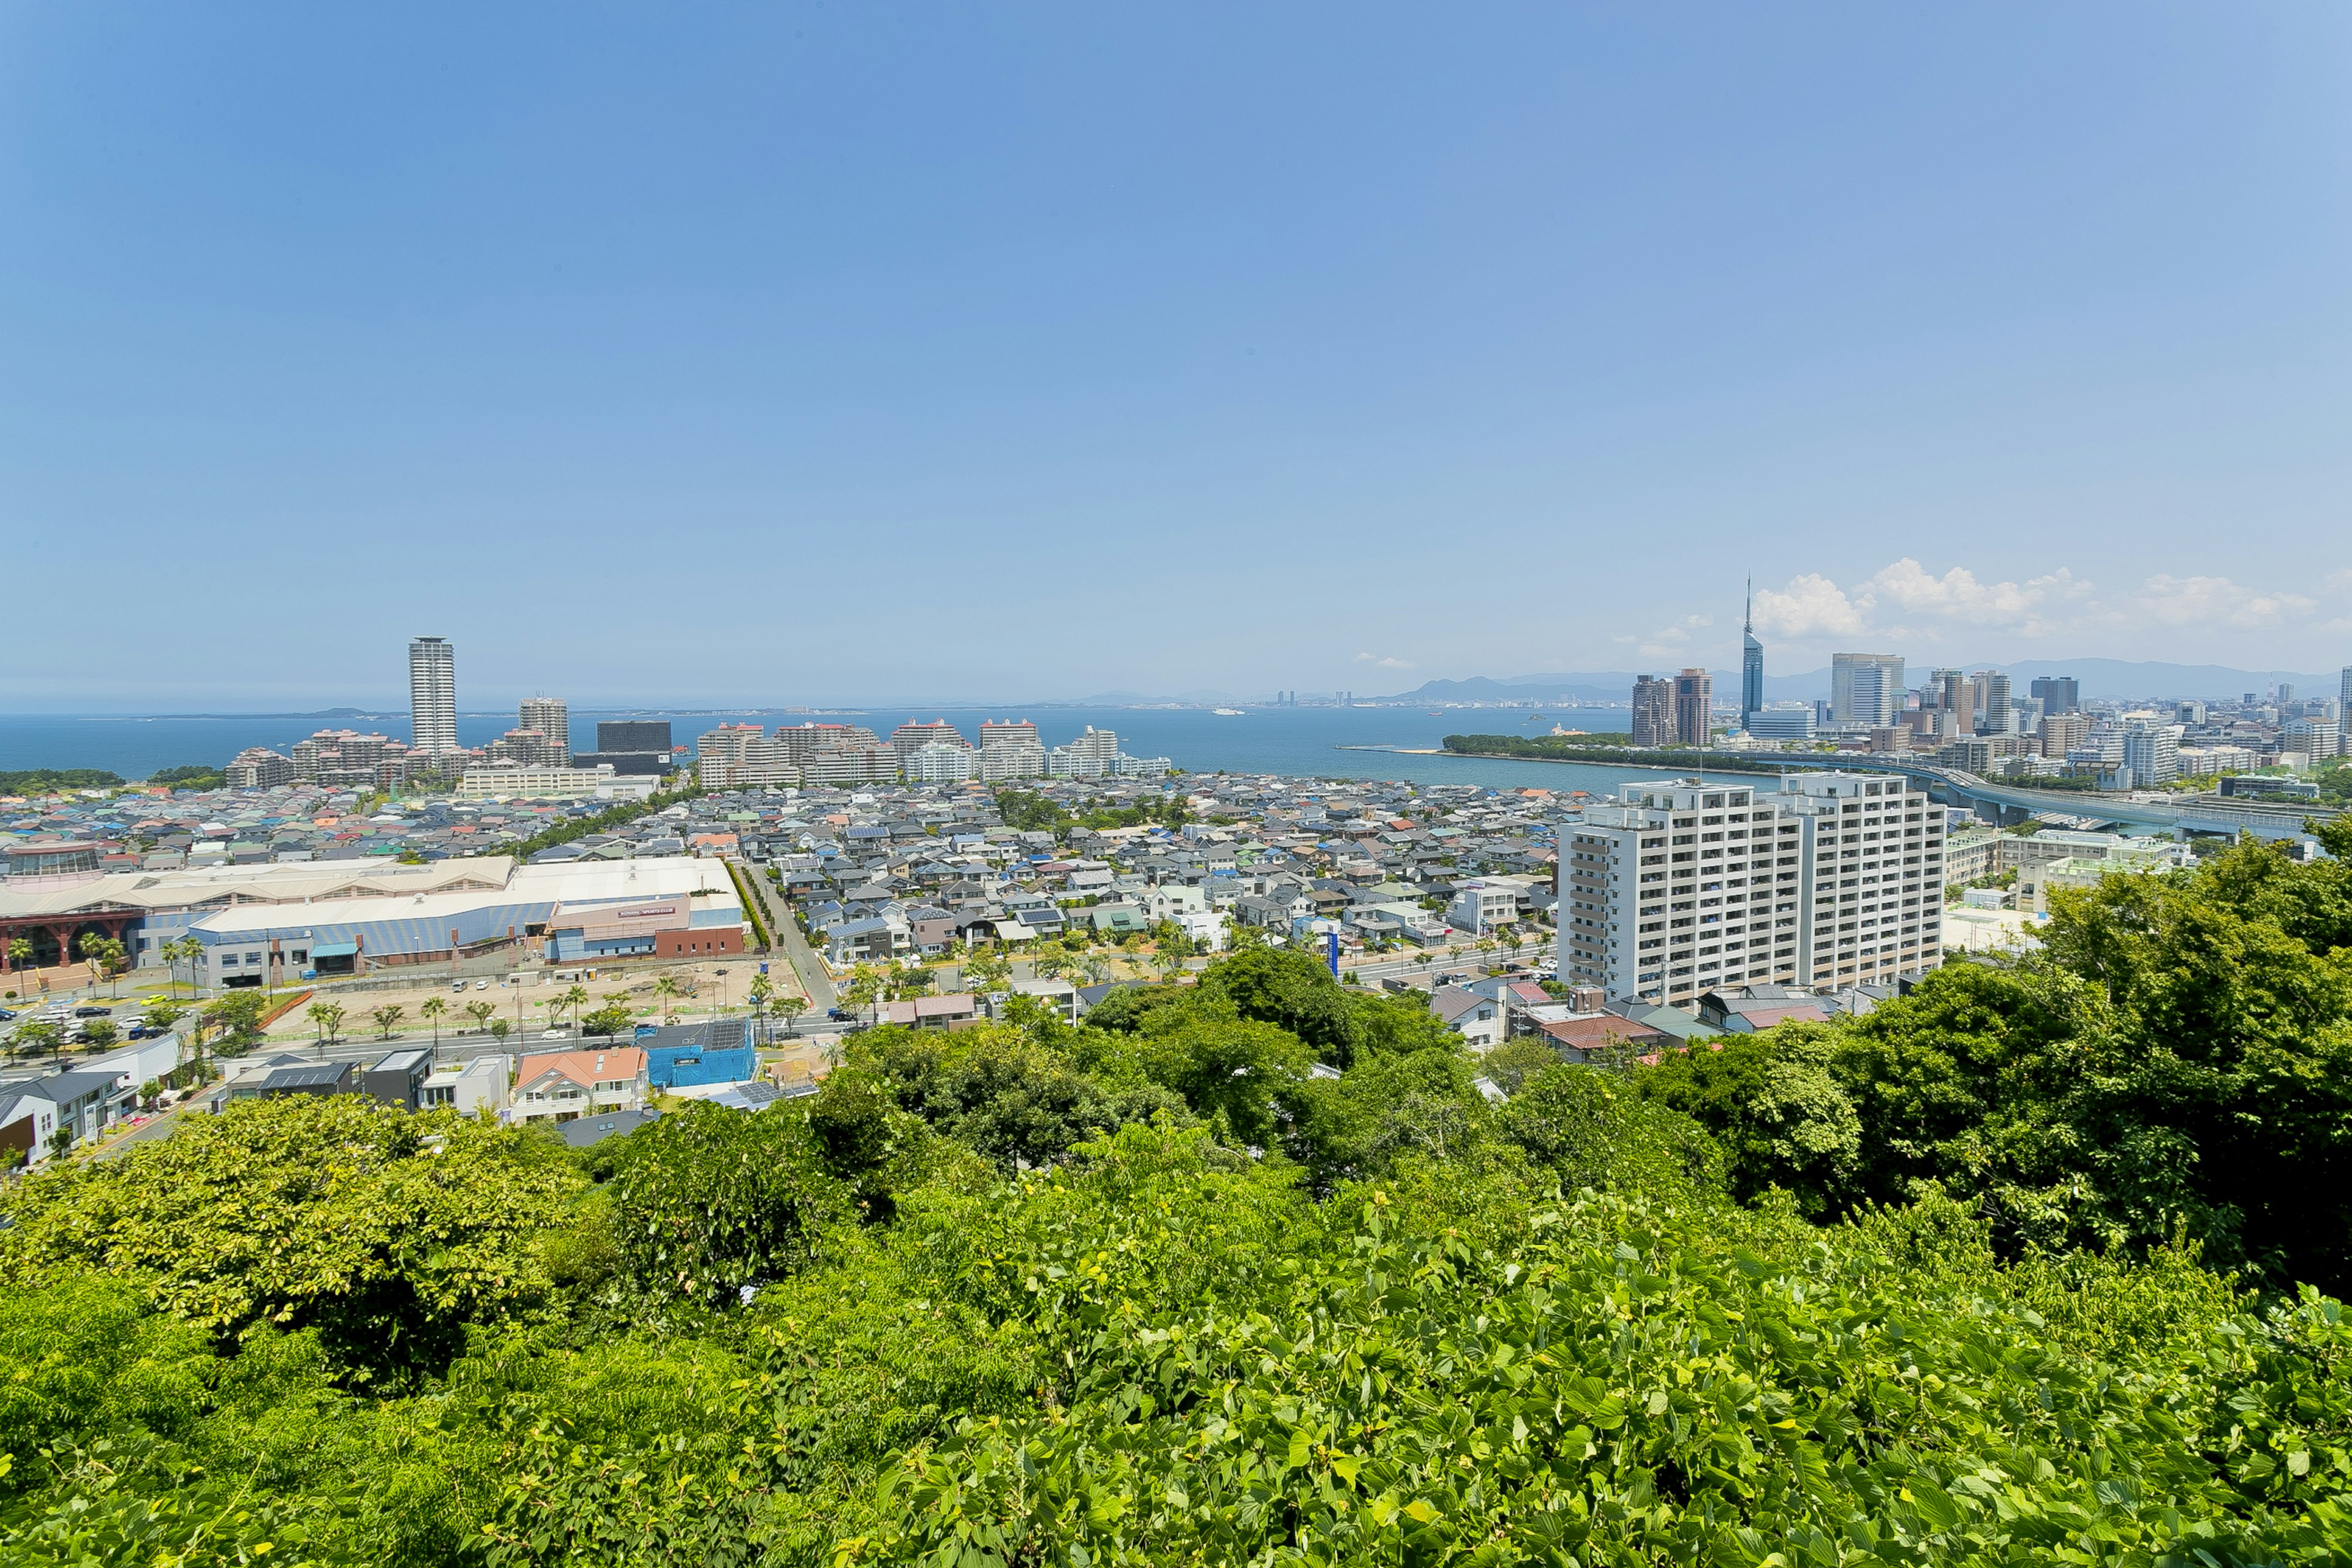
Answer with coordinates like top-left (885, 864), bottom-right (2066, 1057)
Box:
top-left (2122, 723), bottom-right (2184, 788)
top-left (906, 741), bottom-right (975, 782)
top-left (1559, 772), bottom-right (1945, 1006)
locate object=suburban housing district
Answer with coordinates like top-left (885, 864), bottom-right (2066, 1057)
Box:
top-left (0, 630), bottom-right (2341, 1164)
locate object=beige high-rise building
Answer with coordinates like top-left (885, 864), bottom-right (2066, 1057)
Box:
top-left (408, 636), bottom-right (459, 757)
top-left (518, 698), bottom-right (570, 764)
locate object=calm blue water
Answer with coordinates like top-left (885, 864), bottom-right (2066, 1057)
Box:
top-left (0, 705), bottom-right (1756, 795)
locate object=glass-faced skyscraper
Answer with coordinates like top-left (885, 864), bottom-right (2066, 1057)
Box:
top-left (1740, 579), bottom-right (1764, 726)
top-left (408, 636), bottom-right (459, 756)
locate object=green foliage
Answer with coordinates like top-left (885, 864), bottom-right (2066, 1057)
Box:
top-left (579, 1004), bottom-right (632, 1038)
top-left (148, 764), bottom-right (227, 789)
top-left (606, 1102), bottom-right (846, 1308)
top-left (0, 767), bottom-right (125, 794)
top-left (11, 932), bottom-right (2352, 1564)
top-left (0, 1097), bottom-right (578, 1378)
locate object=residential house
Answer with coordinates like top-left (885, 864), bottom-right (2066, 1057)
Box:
top-left (513, 1046), bottom-right (649, 1125)
top-left (420, 1053), bottom-right (512, 1115)
top-left (1696, 984), bottom-right (1832, 1033)
top-left (1428, 986), bottom-right (1504, 1052)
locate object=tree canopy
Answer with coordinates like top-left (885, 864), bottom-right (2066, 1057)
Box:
top-left (6, 840), bottom-right (2352, 1565)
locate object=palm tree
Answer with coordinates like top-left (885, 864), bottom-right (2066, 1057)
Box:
top-left (306, 1001), bottom-right (345, 1043)
top-left (554, 984), bottom-right (589, 1029)
top-left (420, 995), bottom-right (448, 1043)
top-left (7, 935), bottom-right (32, 978)
top-left (369, 1004), bottom-right (405, 1039)
top-left (747, 974), bottom-right (774, 1042)
top-left (652, 975), bottom-right (682, 1023)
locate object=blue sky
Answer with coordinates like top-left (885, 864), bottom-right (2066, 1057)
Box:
top-left (2, 4), bottom-right (2347, 709)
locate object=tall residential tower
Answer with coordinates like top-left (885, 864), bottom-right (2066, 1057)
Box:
top-left (408, 636), bottom-right (459, 757)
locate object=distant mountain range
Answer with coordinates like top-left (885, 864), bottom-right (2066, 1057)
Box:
top-left (1385, 660), bottom-right (2343, 706)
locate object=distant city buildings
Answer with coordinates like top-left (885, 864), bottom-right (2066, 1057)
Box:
top-left (1831, 654), bottom-right (1905, 726)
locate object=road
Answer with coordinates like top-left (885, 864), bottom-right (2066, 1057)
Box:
top-left (737, 860), bottom-right (837, 1010)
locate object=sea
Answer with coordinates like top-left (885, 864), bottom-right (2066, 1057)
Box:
top-left (0, 705), bottom-right (1759, 797)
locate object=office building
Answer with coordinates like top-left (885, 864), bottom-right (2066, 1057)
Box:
top-left (598, 720), bottom-right (673, 753)
top-left (576, 718), bottom-right (674, 776)
top-left (1831, 654), bottom-right (1905, 726)
top-left (407, 637), bottom-right (459, 757)
top-left (1558, 771), bottom-right (1944, 1005)
top-left (1740, 582), bottom-right (1763, 727)
top-left (1630, 676), bottom-right (1675, 747)
top-left (2340, 666), bottom-right (2351, 714)
top-left (1744, 706), bottom-right (1815, 741)
top-left (2278, 684), bottom-right (2296, 704)
top-left (1674, 669), bottom-right (1713, 746)
top-left (1974, 671), bottom-right (2012, 736)
top-left (518, 698), bottom-right (570, 761)
top-left (2029, 676), bottom-right (2079, 716)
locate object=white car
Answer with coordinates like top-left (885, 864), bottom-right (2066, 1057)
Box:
top-left (540, 1029), bottom-right (571, 1040)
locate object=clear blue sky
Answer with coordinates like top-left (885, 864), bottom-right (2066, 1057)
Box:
top-left (3, 4), bottom-right (2347, 710)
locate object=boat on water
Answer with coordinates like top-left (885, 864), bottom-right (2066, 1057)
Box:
top-left (1212, 707), bottom-right (1245, 715)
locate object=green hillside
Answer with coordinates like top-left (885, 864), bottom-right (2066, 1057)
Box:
top-left (4, 820), bottom-right (2351, 1565)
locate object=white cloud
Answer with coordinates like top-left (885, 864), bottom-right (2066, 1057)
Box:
top-left (1354, 652), bottom-right (1415, 670)
top-left (1610, 614), bottom-right (1713, 662)
top-left (1749, 559), bottom-right (2352, 654)
top-left (1753, 559), bottom-right (2089, 643)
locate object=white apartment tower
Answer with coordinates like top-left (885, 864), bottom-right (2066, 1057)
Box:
top-left (408, 636), bottom-right (459, 757)
top-left (1559, 771), bottom-right (1945, 1005)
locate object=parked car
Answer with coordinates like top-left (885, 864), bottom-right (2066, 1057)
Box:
top-left (473, 979), bottom-right (489, 990)
top-left (74, 1005), bottom-right (112, 1019)
top-left (451, 981), bottom-right (467, 993)
top-left (0, 1008), bottom-right (15, 1022)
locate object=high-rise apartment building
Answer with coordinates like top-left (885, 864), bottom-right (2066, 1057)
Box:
top-left (1740, 583), bottom-right (1763, 728)
top-left (978, 720), bottom-right (1046, 781)
top-left (696, 724), bottom-right (797, 788)
top-left (1674, 669), bottom-right (1713, 746)
top-left (1630, 677), bottom-right (1675, 747)
top-left (2029, 676), bottom-right (2079, 716)
top-left (518, 698), bottom-right (570, 763)
top-left (1831, 654), bottom-right (1905, 726)
top-left (407, 637), bottom-right (459, 756)
top-left (2038, 711), bottom-right (2090, 759)
top-left (1975, 671), bottom-right (2012, 736)
top-left (1932, 668), bottom-right (1966, 720)
top-left (891, 719), bottom-right (971, 772)
top-left (2122, 723), bottom-right (2184, 788)
top-left (1558, 771), bottom-right (1944, 1006)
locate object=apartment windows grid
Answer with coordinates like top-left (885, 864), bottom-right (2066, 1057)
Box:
top-left (1556, 771), bottom-right (1943, 1005)
top-left (408, 636), bottom-right (459, 756)
top-left (518, 698), bottom-right (570, 764)
top-left (1630, 676), bottom-right (1675, 747)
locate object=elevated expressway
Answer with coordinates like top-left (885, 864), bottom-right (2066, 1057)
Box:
top-left (1766, 756), bottom-right (2332, 843)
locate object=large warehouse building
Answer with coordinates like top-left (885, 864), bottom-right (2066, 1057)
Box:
top-left (0, 856), bottom-right (743, 989)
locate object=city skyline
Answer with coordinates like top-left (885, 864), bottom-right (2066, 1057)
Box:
top-left (2, 6), bottom-right (2349, 709)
